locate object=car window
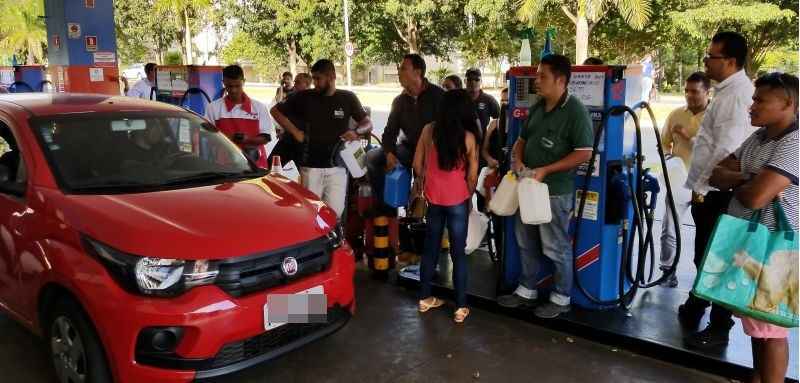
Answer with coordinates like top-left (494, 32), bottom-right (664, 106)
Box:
top-left (0, 122), bottom-right (27, 187)
top-left (32, 112), bottom-right (261, 194)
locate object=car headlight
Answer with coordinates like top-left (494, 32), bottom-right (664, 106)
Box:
top-left (326, 223), bottom-right (345, 249)
top-left (82, 236), bottom-right (218, 297)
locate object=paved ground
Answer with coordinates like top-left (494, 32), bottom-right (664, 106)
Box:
top-left (0, 265), bottom-right (728, 383)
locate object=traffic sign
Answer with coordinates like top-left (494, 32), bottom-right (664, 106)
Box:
top-left (344, 42), bottom-right (355, 57)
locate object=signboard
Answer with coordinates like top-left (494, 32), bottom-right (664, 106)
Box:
top-left (568, 72), bottom-right (605, 108)
top-left (93, 52), bottom-right (116, 67)
top-left (67, 23), bottom-right (81, 39)
top-left (85, 36), bottom-right (97, 52)
top-left (89, 68), bottom-right (104, 82)
top-left (344, 42), bottom-right (355, 57)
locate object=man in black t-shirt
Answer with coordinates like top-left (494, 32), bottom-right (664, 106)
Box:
top-left (465, 68), bottom-right (500, 138)
top-left (271, 59), bottom-right (372, 218)
top-left (366, 53), bottom-right (445, 215)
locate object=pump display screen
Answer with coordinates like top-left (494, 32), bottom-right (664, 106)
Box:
top-left (156, 67), bottom-right (189, 98)
top-left (514, 76), bottom-right (539, 109)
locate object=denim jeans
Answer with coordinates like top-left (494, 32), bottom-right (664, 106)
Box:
top-left (419, 198), bottom-right (470, 308)
top-left (514, 194), bottom-right (574, 306)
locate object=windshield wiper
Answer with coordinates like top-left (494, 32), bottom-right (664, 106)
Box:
top-left (70, 180), bottom-right (154, 193)
top-left (161, 170), bottom-right (266, 186)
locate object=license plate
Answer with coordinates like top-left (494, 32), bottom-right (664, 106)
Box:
top-left (263, 285), bottom-right (326, 330)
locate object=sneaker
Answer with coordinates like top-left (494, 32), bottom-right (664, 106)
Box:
top-left (534, 302), bottom-right (570, 319)
top-left (497, 294), bottom-right (536, 309)
top-left (685, 324), bottom-right (731, 349)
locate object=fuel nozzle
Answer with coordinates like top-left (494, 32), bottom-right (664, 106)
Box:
top-left (641, 168), bottom-right (660, 213)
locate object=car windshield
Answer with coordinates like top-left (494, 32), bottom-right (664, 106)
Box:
top-left (33, 112), bottom-right (263, 194)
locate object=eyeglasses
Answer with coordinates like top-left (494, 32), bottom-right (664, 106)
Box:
top-left (703, 53), bottom-right (728, 61)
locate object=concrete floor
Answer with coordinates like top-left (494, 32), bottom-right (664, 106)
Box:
top-left (0, 265), bottom-right (727, 383)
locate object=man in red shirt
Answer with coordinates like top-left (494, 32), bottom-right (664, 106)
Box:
top-left (205, 65), bottom-right (273, 167)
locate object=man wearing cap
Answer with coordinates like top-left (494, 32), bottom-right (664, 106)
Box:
top-left (465, 68), bottom-right (500, 138)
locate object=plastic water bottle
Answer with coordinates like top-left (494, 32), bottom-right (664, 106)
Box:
top-left (519, 39), bottom-right (532, 66)
top-left (271, 155), bottom-right (283, 175)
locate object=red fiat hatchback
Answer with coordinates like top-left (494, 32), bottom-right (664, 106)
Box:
top-left (0, 94), bottom-right (356, 383)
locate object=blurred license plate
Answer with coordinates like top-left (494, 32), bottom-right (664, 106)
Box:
top-left (264, 285), bottom-right (326, 330)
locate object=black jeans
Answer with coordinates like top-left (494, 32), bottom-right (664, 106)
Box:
top-left (366, 144), bottom-right (413, 214)
top-left (685, 190), bottom-right (735, 329)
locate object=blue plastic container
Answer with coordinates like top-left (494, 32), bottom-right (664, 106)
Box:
top-left (383, 165), bottom-right (411, 208)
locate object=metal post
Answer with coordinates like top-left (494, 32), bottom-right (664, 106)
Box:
top-left (343, 0), bottom-right (352, 87)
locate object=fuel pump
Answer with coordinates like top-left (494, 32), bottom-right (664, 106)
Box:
top-left (0, 65), bottom-right (50, 93)
top-left (154, 65), bottom-right (224, 115)
top-left (503, 65), bottom-right (682, 309)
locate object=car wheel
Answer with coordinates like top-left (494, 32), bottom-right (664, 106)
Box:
top-left (46, 297), bottom-right (113, 383)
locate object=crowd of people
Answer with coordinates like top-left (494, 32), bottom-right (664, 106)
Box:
top-left (123, 30), bottom-right (796, 382)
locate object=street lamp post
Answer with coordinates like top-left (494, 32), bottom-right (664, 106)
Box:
top-left (343, 0), bottom-right (352, 87)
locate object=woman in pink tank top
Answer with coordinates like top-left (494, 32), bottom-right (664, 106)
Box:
top-left (412, 89), bottom-right (480, 323)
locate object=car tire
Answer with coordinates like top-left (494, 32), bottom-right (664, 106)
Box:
top-left (45, 296), bottom-right (113, 383)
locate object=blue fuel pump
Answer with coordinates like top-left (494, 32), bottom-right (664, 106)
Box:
top-left (503, 66), bottom-right (682, 309)
top-left (153, 65), bottom-right (224, 115)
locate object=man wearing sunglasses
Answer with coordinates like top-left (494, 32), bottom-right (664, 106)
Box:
top-left (682, 31), bottom-right (756, 350)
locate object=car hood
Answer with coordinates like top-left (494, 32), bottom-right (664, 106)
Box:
top-left (53, 176), bottom-right (335, 260)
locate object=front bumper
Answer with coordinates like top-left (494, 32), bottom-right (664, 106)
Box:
top-left (76, 245), bottom-right (356, 383)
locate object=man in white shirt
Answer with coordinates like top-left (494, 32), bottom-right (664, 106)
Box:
top-left (681, 31), bottom-right (754, 349)
top-left (126, 63), bottom-right (157, 100)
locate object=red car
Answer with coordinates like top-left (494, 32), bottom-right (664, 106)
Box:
top-left (0, 94), bottom-right (356, 383)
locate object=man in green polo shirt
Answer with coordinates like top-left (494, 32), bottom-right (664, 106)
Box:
top-left (497, 54), bottom-right (593, 319)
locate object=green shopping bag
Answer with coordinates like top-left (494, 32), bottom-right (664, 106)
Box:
top-left (693, 201), bottom-right (799, 328)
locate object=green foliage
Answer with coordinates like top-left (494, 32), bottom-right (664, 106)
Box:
top-left (221, 31), bottom-right (284, 81)
top-left (352, 0), bottom-right (468, 64)
top-left (115, 0), bottom-right (179, 64)
top-left (669, 0), bottom-right (798, 74)
top-left (165, 51), bottom-right (183, 65)
top-left (0, 0), bottom-right (46, 64)
top-left (429, 67), bottom-right (451, 84)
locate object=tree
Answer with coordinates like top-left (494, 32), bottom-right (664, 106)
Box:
top-left (154, 0), bottom-right (213, 65)
top-left (461, 0), bottom-right (524, 64)
top-left (0, 0), bottom-right (46, 64)
top-left (236, 0), bottom-right (343, 75)
top-left (115, 0), bottom-right (179, 64)
top-left (518, 0), bottom-right (652, 64)
top-left (351, 0), bottom-right (467, 64)
top-left (221, 30), bottom-right (284, 81)
top-left (669, 0), bottom-right (798, 75)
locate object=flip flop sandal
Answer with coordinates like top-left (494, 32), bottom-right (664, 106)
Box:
top-left (454, 307), bottom-right (470, 323)
top-left (418, 297), bottom-right (444, 313)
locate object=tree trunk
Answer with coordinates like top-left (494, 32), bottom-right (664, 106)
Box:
top-left (287, 40), bottom-right (298, 76)
top-left (407, 17), bottom-right (418, 53)
top-left (184, 9), bottom-right (193, 65)
top-left (575, 16), bottom-right (589, 64)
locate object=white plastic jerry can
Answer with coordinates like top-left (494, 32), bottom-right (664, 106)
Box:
top-left (489, 171), bottom-right (519, 216)
top-left (338, 140), bottom-right (367, 178)
top-left (518, 177), bottom-right (552, 225)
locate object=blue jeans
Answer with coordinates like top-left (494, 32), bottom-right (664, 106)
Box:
top-left (514, 194), bottom-right (574, 306)
top-left (419, 199), bottom-right (470, 308)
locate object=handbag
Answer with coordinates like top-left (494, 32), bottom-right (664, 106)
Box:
top-left (692, 200), bottom-right (799, 327)
top-left (408, 176), bottom-right (428, 219)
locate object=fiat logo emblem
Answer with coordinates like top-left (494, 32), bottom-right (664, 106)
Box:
top-left (282, 257), bottom-right (298, 276)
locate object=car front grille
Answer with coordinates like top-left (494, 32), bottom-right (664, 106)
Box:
top-left (214, 236), bottom-right (332, 297)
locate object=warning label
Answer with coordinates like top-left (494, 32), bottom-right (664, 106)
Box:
top-left (574, 190), bottom-right (599, 221)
